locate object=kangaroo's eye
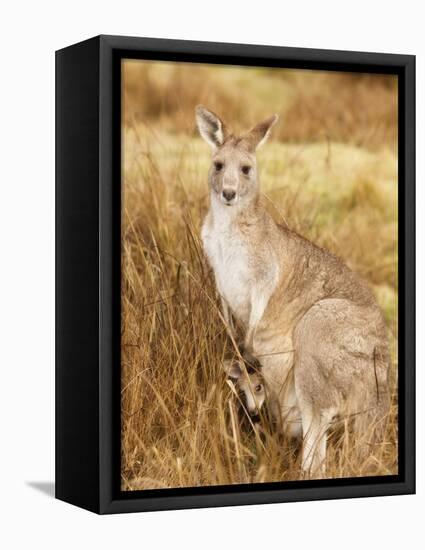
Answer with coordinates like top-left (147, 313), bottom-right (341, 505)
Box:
top-left (255, 384), bottom-right (262, 393)
top-left (214, 161), bottom-right (224, 172)
top-left (241, 165), bottom-right (251, 176)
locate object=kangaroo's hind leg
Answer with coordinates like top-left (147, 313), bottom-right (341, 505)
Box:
top-left (300, 402), bottom-right (335, 478)
top-left (294, 298), bottom-right (391, 478)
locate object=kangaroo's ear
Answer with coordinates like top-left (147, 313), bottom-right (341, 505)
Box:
top-left (195, 105), bottom-right (227, 149)
top-left (222, 359), bottom-right (243, 379)
top-left (245, 114), bottom-right (279, 151)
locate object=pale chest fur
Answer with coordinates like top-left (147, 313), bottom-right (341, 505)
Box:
top-left (201, 206), bottom-right (279, 328)
top-left (202, 219), bottom-right (251, 324)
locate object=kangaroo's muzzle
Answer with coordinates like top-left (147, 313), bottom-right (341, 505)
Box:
top-left (222, 189), bottom-right (236, 203)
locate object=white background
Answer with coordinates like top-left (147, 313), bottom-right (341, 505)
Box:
top-left (0, 1), bottom-right (422, 548)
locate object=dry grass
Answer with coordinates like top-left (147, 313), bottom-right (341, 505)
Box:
top-left (121, 61), bottom-right (398, 490)
top-left (123, 61), bottom-right (397, 151)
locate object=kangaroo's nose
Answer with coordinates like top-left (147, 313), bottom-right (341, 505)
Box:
top-left (222, 189), bottom-right (236, 202)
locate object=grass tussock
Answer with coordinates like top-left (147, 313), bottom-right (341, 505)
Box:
top-left (121, 62), bottom-right (398, 490)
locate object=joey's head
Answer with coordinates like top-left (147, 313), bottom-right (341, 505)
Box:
top-left (195, 106), bottom-right (278, 208)
top-left (222, 356), bottom-right (266, 420)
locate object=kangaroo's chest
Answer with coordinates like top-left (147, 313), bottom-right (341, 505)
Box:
top-left (202, 218), bottom-right (256, 324)
top-left (202, 224), bottom-right (253, 324)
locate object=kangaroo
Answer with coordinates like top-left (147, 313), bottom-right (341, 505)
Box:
top-left (196, 105), bottom-right (390, 477)
top-left (222, 352), bottom-right (266, 423)
top-left (222, 350), bottom-right (299, 438)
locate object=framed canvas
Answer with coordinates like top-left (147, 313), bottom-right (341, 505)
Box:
top-left (56, 35), bottom-right (415, 514)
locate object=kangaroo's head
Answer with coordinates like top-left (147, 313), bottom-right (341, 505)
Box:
top-left (195, 106), bottom-right (278, 208)
top-left (222, 357), bottom-right (266, 419)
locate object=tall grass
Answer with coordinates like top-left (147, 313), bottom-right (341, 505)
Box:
top-left (121, 62), bottom-right (398, 490)
top-left (123, 61), bottom-right (397, 151)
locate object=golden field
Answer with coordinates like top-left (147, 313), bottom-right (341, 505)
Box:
top-left (120, 60), bottom-right (398, 490)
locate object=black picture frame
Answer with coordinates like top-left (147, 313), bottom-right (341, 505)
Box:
top-left (56, 35), bottom-right (415, 514)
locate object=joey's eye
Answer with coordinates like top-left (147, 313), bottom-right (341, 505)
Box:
top-left (214, 161), bottom-right (224, 172)
top-left (255, 384), bottom-right (262, 393)
top-left (241, 165), bottom-right (251, 176)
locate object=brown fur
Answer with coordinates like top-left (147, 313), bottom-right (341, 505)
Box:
top-left (196, 106), bottom-right (391, 477)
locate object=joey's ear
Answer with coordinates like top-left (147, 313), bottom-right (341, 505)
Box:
top-left (222, 359), bottom-right (243, 379)
top-left (245, 114), bottom-right (278, 151)
top-left (195, 105), bottom-right (228, 149)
